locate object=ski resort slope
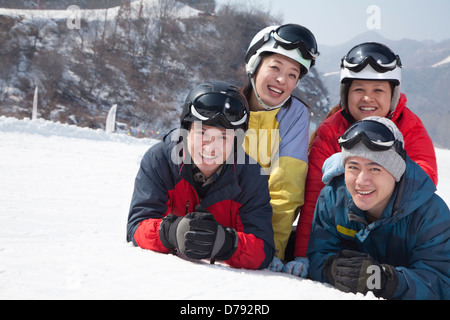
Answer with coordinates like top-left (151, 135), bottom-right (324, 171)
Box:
top-left (0, 116), bottom-right (448, 300)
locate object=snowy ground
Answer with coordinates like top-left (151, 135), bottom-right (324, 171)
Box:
top-left (0, 116), bottom-right (448, 300)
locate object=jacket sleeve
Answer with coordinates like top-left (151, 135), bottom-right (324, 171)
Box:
top-left (397, 107), bottom-right (438, 186)
top-left (392, 195), bottom-right (450, 300)
top-left (306, 184), bottom-right (344, 282)
top-left (270, 101), bottom-right (309, 260)
top-left (226, 161), bottom-right (275, 270)
top-left (126, 146), bottom-right (172, 254)
top-left (294, 119), bottom-right (343, 257)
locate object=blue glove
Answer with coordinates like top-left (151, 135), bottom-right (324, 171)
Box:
top-left (322, 152), bottom-right (344, 184)
top-left (282, 257), bottom-right (309, 277)
top-left (269, 256), bottom-right (284, 272)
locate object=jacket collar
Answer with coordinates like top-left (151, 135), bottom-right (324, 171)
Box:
top-left (178, 148), bottom-right (242, 204)
top-left (389, 93), bottom-right (407, 122)
top-left (165, 129), bottom-right (244, 203)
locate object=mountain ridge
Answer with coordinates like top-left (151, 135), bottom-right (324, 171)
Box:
top-left (0, 1), bottom-right (329, 139)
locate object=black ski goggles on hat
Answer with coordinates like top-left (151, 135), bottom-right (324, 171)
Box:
top-left (189, 93), bottom-right (248, 130)
top-left (338, 120), bottom-right (405, 157)
top-left (341, 42), bottom-right (402, 73)
top-left (245, 24), bottom-right (319, 65)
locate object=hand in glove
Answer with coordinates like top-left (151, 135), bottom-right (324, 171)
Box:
top-left (282, 257), bottom-right (309, 278)
top-left (158, 214), bottom-right (184, 251)
top-left (183, 211), bottom-right (238, 263)
top-left (269, 256), bottom-right (284, 272)
top-left (322, 152), bottom-right (344, 184)
top-left (324, 250), bottom-right (398, 299)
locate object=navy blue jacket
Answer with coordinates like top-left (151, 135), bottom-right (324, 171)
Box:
top-left (127, 131), bottom-right (275, 269)
top-left (307, 156), bottom-right (450, 299)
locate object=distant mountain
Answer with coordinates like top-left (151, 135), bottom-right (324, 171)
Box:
top-left (0, 0), bottom-right (126, 10)
top-left (317, 31), bottom-right (450, 149)
top-left (0, 1), bottom-right (329, 138)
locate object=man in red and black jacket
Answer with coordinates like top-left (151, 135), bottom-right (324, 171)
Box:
top-left (127, 81), bottom-right (275, 270)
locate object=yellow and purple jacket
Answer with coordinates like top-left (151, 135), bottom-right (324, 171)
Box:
top-left (244, 97), bottom-right (309, 260)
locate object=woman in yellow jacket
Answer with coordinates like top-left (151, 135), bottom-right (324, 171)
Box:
top-left (241, 24), bottom-right (319, 270)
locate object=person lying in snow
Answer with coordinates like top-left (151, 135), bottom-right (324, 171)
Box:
top-left (307, 117), bottom-right (449, 300)
top-left (126, 81), bottom-right (275, 270)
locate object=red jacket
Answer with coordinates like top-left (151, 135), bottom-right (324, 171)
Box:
top-left (294, 94), bottom-right (438, 257)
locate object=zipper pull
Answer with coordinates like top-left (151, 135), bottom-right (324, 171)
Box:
top-left (185, 201), bottom-right (190, 215)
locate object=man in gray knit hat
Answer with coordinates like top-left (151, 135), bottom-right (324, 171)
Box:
top-left (339, 117), bottom-right (407, 222)
top-left (307, 116), bottom-right (450, 299)
top-left (341, 116), bottom-right (406, 182)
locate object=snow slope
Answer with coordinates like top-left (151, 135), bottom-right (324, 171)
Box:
top-left (432, 55), bottom-right (450, 68)
top-left (0, 116), bottom-right (448, 300)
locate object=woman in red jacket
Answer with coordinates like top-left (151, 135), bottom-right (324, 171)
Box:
top-left (284, 42), bottom-right (438, 277)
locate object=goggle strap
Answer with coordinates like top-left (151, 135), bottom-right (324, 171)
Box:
top-left (245, 32), bottom-right (270, 64)
top-left (249, 77), bottom-right (287, 110)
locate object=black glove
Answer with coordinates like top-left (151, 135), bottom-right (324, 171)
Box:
top-left (324, 250), bottom-right (398, 299)
top-left (158, 214), bottom-right (187, 251)
top-left (183, 211), bottom-right (238, 263)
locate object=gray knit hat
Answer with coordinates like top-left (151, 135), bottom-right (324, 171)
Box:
top-left (341, 116), bottom-right (406, 182)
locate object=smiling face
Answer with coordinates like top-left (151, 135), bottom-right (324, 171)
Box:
top-left (187, 123), bottom-right (235, 179)
top-left (347, 80), bottom-right (392, 121)
top-left (249, 53), bottom-right (301, 111)
top-left (344, 156), bottom-right (396, 222)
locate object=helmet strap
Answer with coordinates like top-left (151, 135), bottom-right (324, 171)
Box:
top-left (249, 75), bottom-right (289, 111)
top-left (340, 80), bottom-right (401, 114)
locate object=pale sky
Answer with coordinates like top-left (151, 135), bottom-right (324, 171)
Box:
top-left (216, 0), bottom-right (450, 46)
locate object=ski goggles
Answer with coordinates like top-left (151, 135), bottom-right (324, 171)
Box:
top-left (341, 42), bottom-right (402, 73)
top-left (245, 24), bottom-right (319, 64)
top-left (338, 120), bottom-right (405, 156)
top-left (272, 24), bottom-right (319, 60)
top-left (189, 92), bottom-right (248, 129)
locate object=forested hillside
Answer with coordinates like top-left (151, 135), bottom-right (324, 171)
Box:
top-left (0, 0), bottom-right (330, 137)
